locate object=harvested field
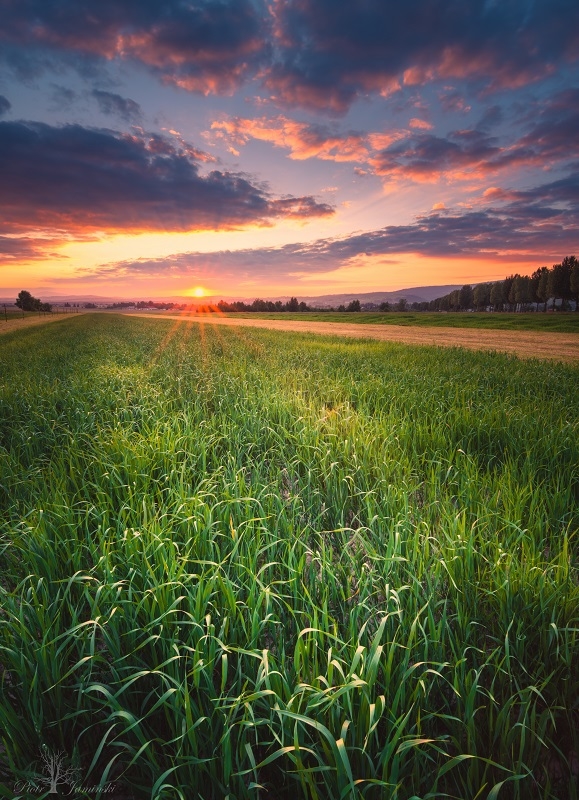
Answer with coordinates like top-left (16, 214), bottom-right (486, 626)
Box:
top-left (129, 312), bottom-right (579, 363)
top-left (0, 312), bottom-right (76, 336)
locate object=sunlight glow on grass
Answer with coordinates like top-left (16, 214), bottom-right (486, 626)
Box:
top-left (0, 314), bottom-right (577, 799)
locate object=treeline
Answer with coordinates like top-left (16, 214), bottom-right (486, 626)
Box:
top-left (218, 297), bottom-right (315, 312)
top-left (418, 256), bottom-right (579, 313)
top-left (108, 297), bottom-right (332, 312)
top-left (219, 298), bottom-right (368, 312)
top-left (107, 300), bottom-right (180, 309)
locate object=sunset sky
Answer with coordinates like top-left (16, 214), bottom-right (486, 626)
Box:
top-left (1, 0), bottom-right (578, 299)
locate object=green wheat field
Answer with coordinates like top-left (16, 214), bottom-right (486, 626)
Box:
top-left (1, 314), bottom-right (577, 799)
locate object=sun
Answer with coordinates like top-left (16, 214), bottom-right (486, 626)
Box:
top-left (191, 286), bottom-right (206, 297)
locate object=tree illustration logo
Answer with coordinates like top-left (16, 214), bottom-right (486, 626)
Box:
top-left (14, 746), bottom-right (117, 796)
top-left (36, 749), bottom-right (80, 794)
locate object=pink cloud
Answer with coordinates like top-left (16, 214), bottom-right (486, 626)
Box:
top-left (211, 115), bottom-right (369, 162)
top-left (409, 118), bottom-right (433, 130)
top-left (0, 120), bottom-right (334, 239)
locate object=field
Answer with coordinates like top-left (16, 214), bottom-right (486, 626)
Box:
top-left (223, 312), bottom-right (579, 334)
top-left (0, 314), bottom-right (578, 799)
top-left (129, 312), bottom-right (579, 364)
top-left (0, 309), bottom-right (75, 337)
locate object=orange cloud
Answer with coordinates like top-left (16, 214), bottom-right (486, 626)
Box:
top-left (211, 115), bottom-right (369, 162)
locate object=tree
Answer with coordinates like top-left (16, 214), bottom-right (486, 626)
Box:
top-left (395, 298), bottom-right (408, 312)
top-left (459, 284), bottom-right (474, 310)
top-left (569, 256), bottom-right (579, 311)
top-left (15, 290), bottom-right (40, 311)
top-left (15, 290), bottom-right (51, 312)
top-left (512, 275), bottom-right (532, 311)
top-left (489, 281), bottom-right (504, 311)
top-left (531, 267), bottom-right (549, 311)
top-left (502, 275), bottom-right (516, 311)
top-left (507, 273), bottom-right (521, 309)
top-left (346, 299), bottom-right (361, 312)
top-left (547, 260), bottom-right (572, 310)
top-left (437, 293), bottom-right (450, 311)
top-left (379, 301), bottom-right (391, 311)
top-left (536, 267), bottom-right (550, 311)
top-left (286, 297), bottom-right (299, 312)
top-left (473, 282), bottom-right (490, 310)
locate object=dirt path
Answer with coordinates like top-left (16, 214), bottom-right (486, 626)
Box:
top-left (0, 313), bottom-right (81, 337)
top-left (128, 312), bottom-right (579, 363)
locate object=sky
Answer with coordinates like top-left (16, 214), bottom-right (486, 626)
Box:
top-left (1, 0), bottom-right (578, 300)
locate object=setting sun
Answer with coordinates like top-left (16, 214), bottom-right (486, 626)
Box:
top-left (192, 286), bottom-right (206, 297)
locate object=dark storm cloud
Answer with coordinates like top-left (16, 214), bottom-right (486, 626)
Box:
top-left (92, 90), bottom-right (142, 123)
top-left (0, 0), bottom-right (269, 94)
top-left (85, 171), bottom-right (579, 282)
top-left (0, 1), bottom-right (577, 110)
top-left (0, 120), bottom-right (333, 235)
top-left (0, 96), bottom-right (10, 116)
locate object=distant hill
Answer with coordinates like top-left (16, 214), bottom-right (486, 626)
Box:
top-left (271, 286), bottom-right (463, 307)
top-left (0, 285), bottom-right (463, 306)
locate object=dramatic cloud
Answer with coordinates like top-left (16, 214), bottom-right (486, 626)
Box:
top-left (267, 0), bottom-right (579, 111)
top-left (92, 90), bottom-right (142, 123)
top-left (0, 234), bottom-right (67, 263)
top-left (1, 1), bottom-right (577, 111)
top-left (212, 89), bottom-right (579, 184)
top-left (0, 0), bottom-right (269, 94)
top-left (372, 89), bottom-right (579, 182)
top-left (0, 120), bottom-right (333, 236)
top-left (211, 115), bottom-right (369, 161)
top-left (2, 1), bottom-right (577, 294)
top-left (517, 88), bottom-right (579, 164)
top-left (370, 128), bottom-right (504, 181)
top-left (83, 171), bottom-right (579, 282)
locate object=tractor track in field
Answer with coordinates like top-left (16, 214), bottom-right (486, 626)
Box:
top-left (127, 312), bottom-right (579, 363)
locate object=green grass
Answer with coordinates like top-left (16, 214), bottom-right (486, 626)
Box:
top-left (0, 308), bottom-right (68, 321)
top-left (220, 311), bottom-right (579, 333)
top-left (0, 314), bottom-right (577, 799)
top-left (0, 308), bottom-right (38, 320)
